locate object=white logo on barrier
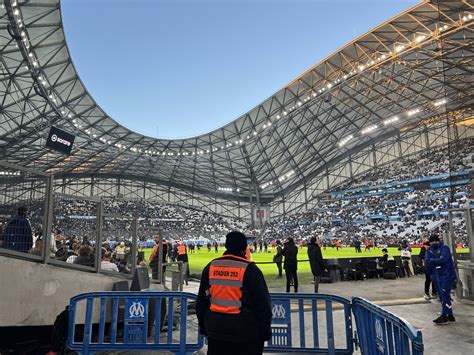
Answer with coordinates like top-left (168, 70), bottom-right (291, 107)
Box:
top-left (51, 134), bottom-right (57, 142)
top-left (272, 304), bottom-right (286, 319)
top-left (375, 318), bottom-right (385, 353)
top-left (375, 318), bottom-right (383, 340)
top-left (129, 301), bottom-right (145, 318)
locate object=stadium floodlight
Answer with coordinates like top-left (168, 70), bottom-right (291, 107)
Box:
top-left (383, 116), bottom-right (399, 125)
top-left (407, 108), bottom-right (421, 117)
top-left (361, 125), bottom-right (378, 134)
top-left (415, 34), bottom-right (427, 43)
top-left (395, 44), bottom-right (405, 53)
top-left (434, 98), bottom-right (447, 107)
top-left (338, 135), bottom-right (354, 147)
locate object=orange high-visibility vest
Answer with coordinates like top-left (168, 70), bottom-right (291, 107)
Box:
top-left (209, 255), bottom-right (250, 314)
top-left (245, 247), bottom-right (251, 261)
top-left (178, 244), bottom-right (186, 255)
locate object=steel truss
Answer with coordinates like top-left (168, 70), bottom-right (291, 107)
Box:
top-left (0, 0), bottom-right (473, 221)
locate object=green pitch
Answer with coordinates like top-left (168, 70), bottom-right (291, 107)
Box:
top-left (143, 246), bottom-right (469, 288)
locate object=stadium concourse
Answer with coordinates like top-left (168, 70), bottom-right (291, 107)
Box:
top-left (0, 0), bottom-right (474, 354)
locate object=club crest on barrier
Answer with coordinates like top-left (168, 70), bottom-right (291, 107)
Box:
top-left (272, 303), bottom-right (286, 319)
top-left (128, 301), bottom-right (145, 318)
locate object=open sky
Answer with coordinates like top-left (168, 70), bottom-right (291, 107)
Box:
top-left (62, 0), bottom-right (419, 139)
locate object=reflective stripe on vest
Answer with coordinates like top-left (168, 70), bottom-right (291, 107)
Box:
top-left (209, 255), bottom-right (250, 314)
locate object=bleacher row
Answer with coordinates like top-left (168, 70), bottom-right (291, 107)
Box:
top-left (1, 139), bottom-right (472, 250)
top-left (261, 138), bottom-right (473, 245)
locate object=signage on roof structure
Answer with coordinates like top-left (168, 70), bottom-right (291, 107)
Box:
top-left (45, 126), bottom-right (75, 154)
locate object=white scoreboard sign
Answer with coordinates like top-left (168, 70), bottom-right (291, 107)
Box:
top-left (253, 206), bottom-right (271, 224)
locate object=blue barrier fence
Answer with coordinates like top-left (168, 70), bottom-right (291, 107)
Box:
top-left (68, 291), bottom-right (423, 354)
top-left (352, 297), bottom-right (423, 355)
top-left (67, 291), bottom-right (203, 354)
top-left (266, 293), bottom-right (355, 354)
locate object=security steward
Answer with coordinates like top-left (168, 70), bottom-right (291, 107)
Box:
top-left (425, 234), bottom-right (457, 325)
top-left (196, 231), bottom-right (272, 355)
top-left (177, 242), bottom-right (189, 285)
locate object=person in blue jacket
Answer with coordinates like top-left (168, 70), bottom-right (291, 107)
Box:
top-left (425, 234), bottom-right (456, 325)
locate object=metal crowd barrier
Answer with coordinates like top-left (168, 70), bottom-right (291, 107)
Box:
top-left (266, 293), bottom-right (355, 354)
top-left (67, 291), bottom-right (203, 354)
top-left (68, 291), bottom-right (424, 354)
top-left (352, 297), bottom-right (423, 355)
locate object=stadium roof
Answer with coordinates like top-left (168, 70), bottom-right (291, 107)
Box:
top-left (0, 0), bottom-right (473, 204)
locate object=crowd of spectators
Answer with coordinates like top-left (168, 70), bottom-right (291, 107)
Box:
top-left (335, 137), bottom-right (474, 190)
top-left (261, 138), bottom-right (474, 247)
top-left (0, 139), bottom-right (472, 267)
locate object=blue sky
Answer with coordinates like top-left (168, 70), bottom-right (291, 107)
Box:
top-left (62, 0), bottom-right (419, 139)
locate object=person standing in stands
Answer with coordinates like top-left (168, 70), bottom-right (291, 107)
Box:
top-left (273, 240), bottom-right (283, 278)
top-left (425, 234), bottom-right (456, 325)
top-left (420, 240), bottom-right (436, 300)
top-left (282, 237), bottom-right (298, 292)
top-left (101, 251), bottom-right (119, 272)
top-left (73, 245), bottom-right (94, 268)
top-left (114, 241), bottom-right (127, 262)
top-left (307, 237), bottom-right (326, 293)
top-left (196, 231), bottom-right (272, 355)
top-left (2, 206), bottom-right (32, 253)
top-left (177, 241), bottom-right (189, 285)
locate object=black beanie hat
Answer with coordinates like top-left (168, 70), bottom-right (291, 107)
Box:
top-left (429, 234), bottom-right (440, 243)
top-left (225, 231), bottom-right (247, 252)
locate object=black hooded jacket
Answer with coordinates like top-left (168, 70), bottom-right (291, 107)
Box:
top-left (196, 251), bottom-right (272, 343)
top-left (307, 242), bottom-right (325, 276)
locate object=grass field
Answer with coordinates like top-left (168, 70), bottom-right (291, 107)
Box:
top-left (144, 246), bottom-right (469, 288)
